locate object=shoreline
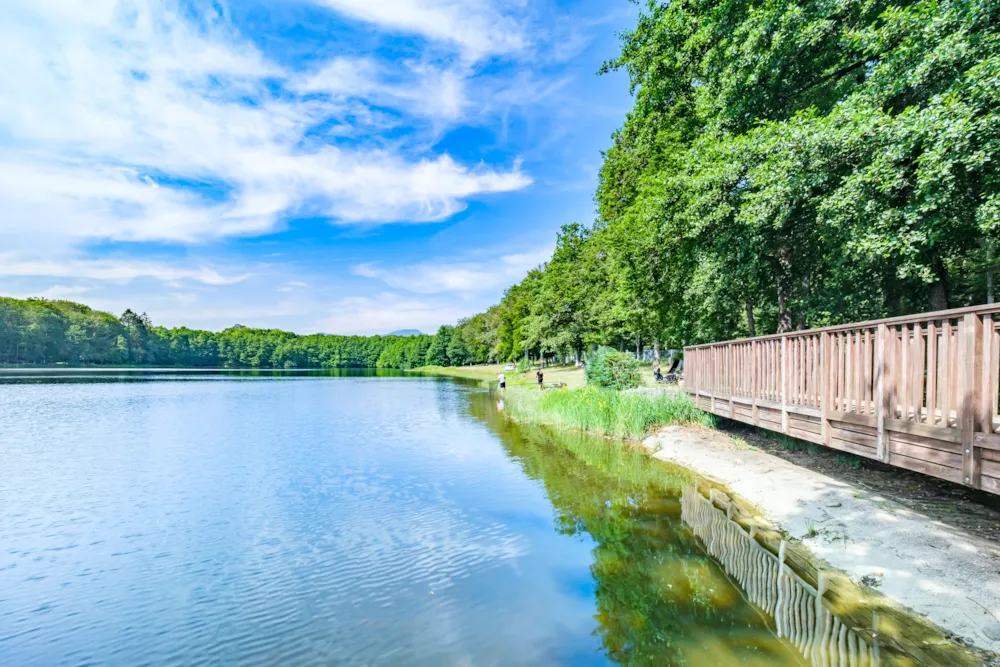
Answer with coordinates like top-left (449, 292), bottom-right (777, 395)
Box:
top-left (643, 424), bottom-right (1000, 658)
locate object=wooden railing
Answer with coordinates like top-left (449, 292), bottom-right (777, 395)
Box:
top-left (684, 304), bottom-right (1000, 494)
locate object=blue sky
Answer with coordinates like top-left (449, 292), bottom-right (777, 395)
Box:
top-left (0, 0), bottom-right (637, 334)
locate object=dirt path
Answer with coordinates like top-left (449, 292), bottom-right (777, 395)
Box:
top-left (644, 425), bottom-right (1000, 655)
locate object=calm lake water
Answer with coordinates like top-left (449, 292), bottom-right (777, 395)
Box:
top-left (0, 370), bottom-right (802, 666)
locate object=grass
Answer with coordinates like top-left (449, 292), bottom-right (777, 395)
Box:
top-left (834, 454), bottom-right (864, 469)
top-left (415, 362), bottom-right (666, 389)
top-left (501, 386), bottom-right (714, 440)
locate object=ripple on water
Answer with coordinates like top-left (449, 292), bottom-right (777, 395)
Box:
top-left (0, 372), bottom-right (806, 666)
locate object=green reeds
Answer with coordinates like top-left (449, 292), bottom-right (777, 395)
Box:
top-left (502, 387), bottom-right (714, 440)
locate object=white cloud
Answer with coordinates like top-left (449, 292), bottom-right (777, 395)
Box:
top-left (294, 57), bottom-right (469, 122)
top-left (314, 293), bottom-right (477, 334)
top-left (0, 256), bottom-right (250, 285)
top-left (0, 0), bottom-right (531, 257)
top-left (32, 284), bottom-right (92, 300)
top-left (353, 247), bottom-right (550, 294)
top-left (308, 0), bottom-right (527, 61)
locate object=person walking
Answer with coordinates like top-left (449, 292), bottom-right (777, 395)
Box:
top-left (536, 368), bottom-right (544, 390)
top-left (497, 372), bottom-right (506, 391)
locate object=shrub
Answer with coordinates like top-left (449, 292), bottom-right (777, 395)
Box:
top-left (586, 346), bottom-right (641, 390)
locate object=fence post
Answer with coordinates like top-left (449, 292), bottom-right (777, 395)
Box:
top-left (684, 348), bottom-right (701, 406)
top-left (729, 344), bottom-right (735, 419)
top-left (875, 323), bottom-right (888, 462)
top-left (752, 340), bottom-right (760, 426)
top-left (781, 336), bottom-right (789, 434)
top-left (820, 333), bottom-right (829, 445)
top-left (960, 313), bottom-right (982, 488)
top-left (710, 346), bottom-right (717, 414)
top-left (981, 314), bottom-right (994, 436)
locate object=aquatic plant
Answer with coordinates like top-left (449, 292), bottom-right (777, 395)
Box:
top-left (503, 386), bottom-right (713, 440)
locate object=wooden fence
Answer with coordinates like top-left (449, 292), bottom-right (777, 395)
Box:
top-left (684, 304), bottom-right (1000, 494)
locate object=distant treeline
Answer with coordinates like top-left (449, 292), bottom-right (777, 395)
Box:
top-left (0, 297), bottom-right (434, 368)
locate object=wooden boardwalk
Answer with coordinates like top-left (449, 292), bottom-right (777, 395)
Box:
top-left (684, 304), bottom-right (1000, 494)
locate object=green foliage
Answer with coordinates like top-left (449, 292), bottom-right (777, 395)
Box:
top-left (503, 387), bottom-right (714, 440)
top-left (423, 325), bottom-right (453, 366)
top-left (586, 346), bottom-right (642, 390)
top-left (0, 296), bottom-right (432, 369)
top-left (835, 454), bottom-right (864, 470)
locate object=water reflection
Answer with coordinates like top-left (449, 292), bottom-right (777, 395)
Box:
top-left (681, 485), bottom-right (879, 666)
top-left (1, 372), bottom-right (960, 666)
top-left (468, 393), bottom-right (805, 665)
top-left (0, 367), bottom-right (416, 384)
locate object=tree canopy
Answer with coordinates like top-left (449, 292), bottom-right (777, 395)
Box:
top-left (0, 297), bottom-right (433, 369)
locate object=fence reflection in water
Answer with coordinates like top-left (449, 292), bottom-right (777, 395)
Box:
top-left (681, 485), bottom-right (880, 667)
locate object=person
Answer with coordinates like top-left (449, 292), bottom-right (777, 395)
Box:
top-left (497, 372), bottom-right (506, 391)
top-left (536, 368), bottom-right (544, 390)
top-left (668, 356), bottom-right (681, 375)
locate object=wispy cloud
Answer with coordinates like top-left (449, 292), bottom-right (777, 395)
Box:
top-left (314, 292), bottom-right (479, 334)
top-left (293, 57), bottom-right (469, 122)
top-left (307, 0), bottom-right (528, 61)
top-left (353, 247), bottom-right (550, 294)
top-left (32, 285), bottom-right (92, 300)
top-left (0, 257), bottom-right (250, 285)
top-left (0, 0), bottom-right (531, 255)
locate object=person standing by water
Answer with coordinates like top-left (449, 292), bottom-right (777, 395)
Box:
top-left (497, 372), bottom-right (506, 391)
top-left (536, 368), bottom-right (543, 390)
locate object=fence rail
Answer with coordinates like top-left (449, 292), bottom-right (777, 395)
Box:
top-left (684, 304), bottom-right (1000, 494)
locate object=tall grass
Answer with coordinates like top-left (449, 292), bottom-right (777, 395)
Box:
top-left (502, 387), bottom-right (714, 440)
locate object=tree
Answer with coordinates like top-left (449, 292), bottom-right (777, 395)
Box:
top-left (424, 326), bottom-right (453, 366)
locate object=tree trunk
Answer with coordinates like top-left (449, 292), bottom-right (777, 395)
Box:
top-left (745, 294), bottom-right (756, 338)
top-left (929, 257), bottom-right (949, 311)
top-left (988, 242), bottom-right (995, 304)
top-left (653, 341), bottom-right (661, 367)
top-left (929, 280), bottom-right (949, 311)
top-left (796, 275), bottom-right (810, 329)
top-left (777, 288), bottom-right (793, 333)
top-left (777, 247), bottom-right (794, 333)
top-left (636, 334), bottom-right (641, 360)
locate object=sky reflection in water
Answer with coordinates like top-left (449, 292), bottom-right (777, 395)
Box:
top-left (0, 372), bottom-right (800, 665)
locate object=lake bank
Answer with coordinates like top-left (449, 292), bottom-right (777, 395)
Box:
top-left (415, 363), bottom-right (666, 390)
top-left (643, 424), bottom-right (1000, 659)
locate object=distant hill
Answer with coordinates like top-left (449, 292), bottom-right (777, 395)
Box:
top-left (387, 329), bottom-right (424, 337)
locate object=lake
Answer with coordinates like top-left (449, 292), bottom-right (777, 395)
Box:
top-left (0, 370), bottom-right (803, 666)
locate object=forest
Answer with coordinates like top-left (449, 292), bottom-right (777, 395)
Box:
top-left (4, 0), bottom-right (1000, 368)
top-left (0, 297), bottom-right (433, 368)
